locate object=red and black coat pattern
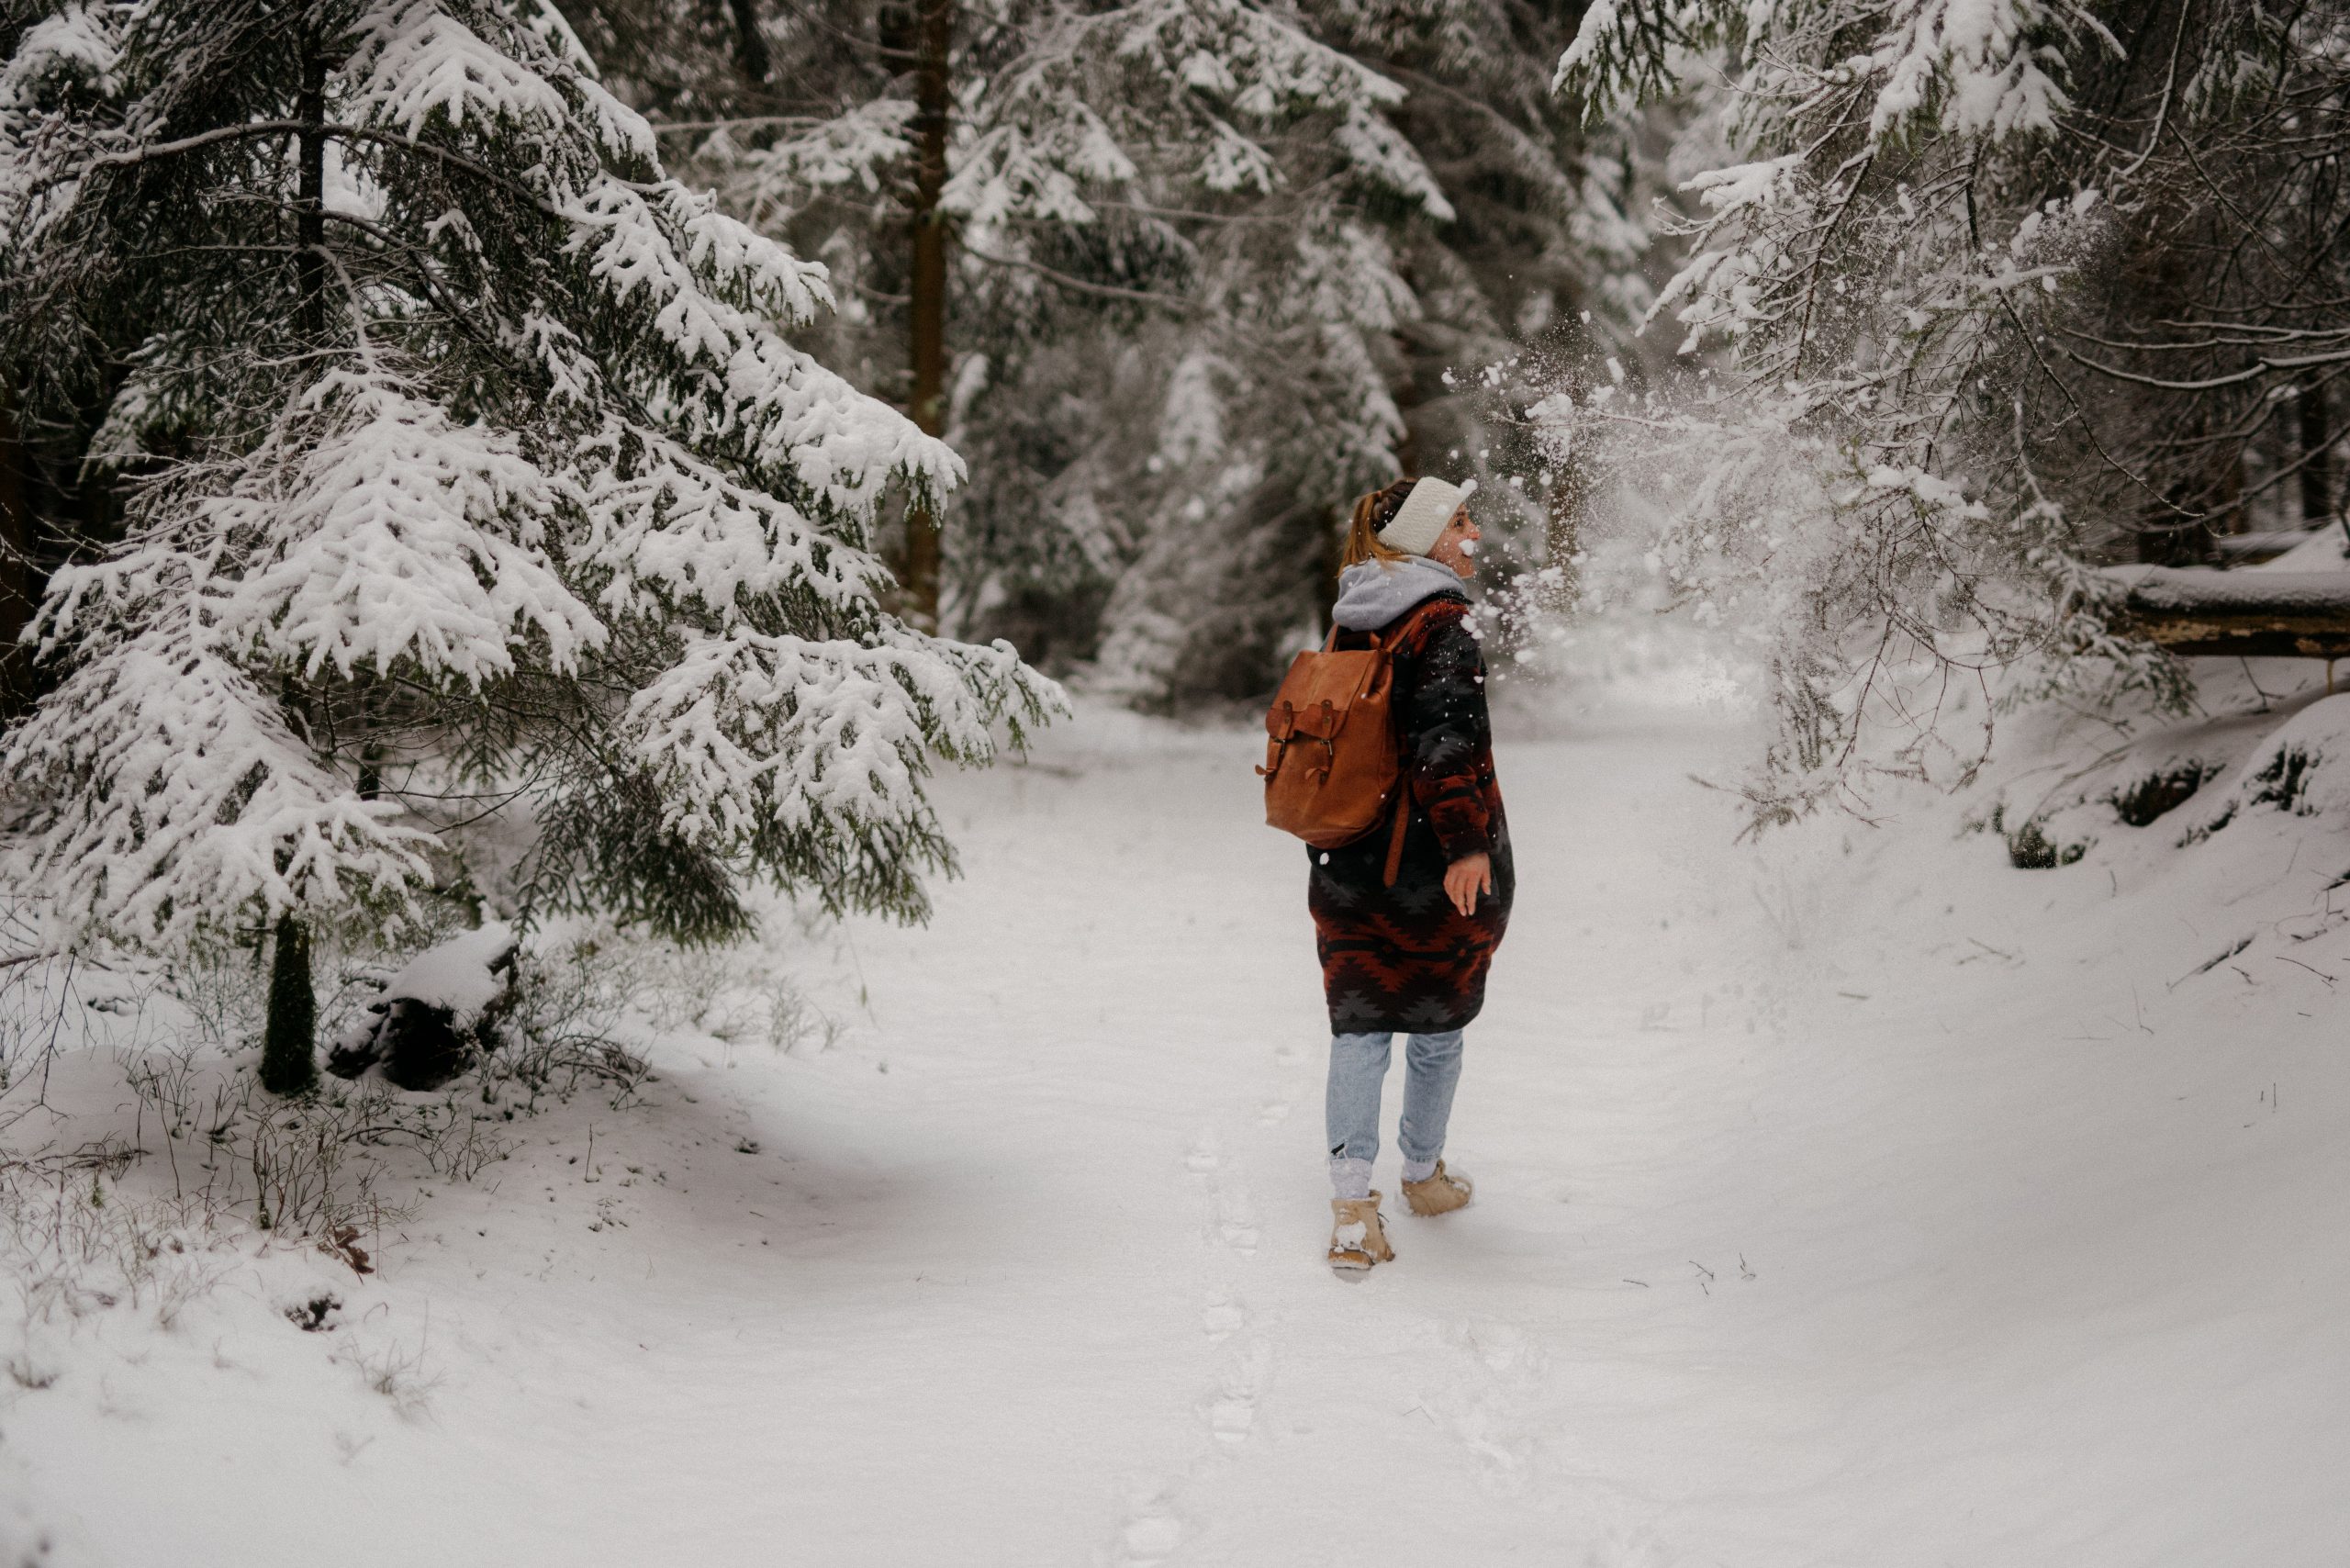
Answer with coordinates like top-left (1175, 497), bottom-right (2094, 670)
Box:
top-left (1306, 591), bottom-right (1512, 1035)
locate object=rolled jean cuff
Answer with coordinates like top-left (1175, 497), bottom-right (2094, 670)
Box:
top-left (1328, 1157), bottom-right (1374, 1201)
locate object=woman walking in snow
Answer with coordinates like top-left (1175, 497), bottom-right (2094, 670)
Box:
top-left (1312, 476), bottom-right (1512, 1271)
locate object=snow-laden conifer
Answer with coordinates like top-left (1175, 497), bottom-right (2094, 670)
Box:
top-left (0, 0), bottom-right (1058, 1089)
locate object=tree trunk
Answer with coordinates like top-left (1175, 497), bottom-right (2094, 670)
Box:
top-left (261, 913), bottom-right (318, 1096)
top-left (2302, 379), bottom-right (2335, 530)
top-left (2104, 564), bottom-right (2350, 658)
top-left (0, 393), bottom-right (36, 720)
top-left (297, 50), bottom-right (326, 342)
top-left (354, 677), bottom-right (382, 799)
top-left (898, 0), bottom-right (955, 633)
top-left (725, 0), bottom-right (770, 86)
top-left (262, 44), bottom-right (335, 1087)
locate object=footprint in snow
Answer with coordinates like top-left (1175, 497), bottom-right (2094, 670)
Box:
top-left (1213, 1187), bottom-right (1259, 1254)
top-left (1116, 1507), bottom-right (1182, 1565)
top-left (1420, 1317), bottom-right (1550, 1496)
top-left (1202, 1336), bottom-right (1270, 1446)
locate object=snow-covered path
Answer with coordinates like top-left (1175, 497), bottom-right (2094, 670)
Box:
top-left (17, 694), bottom-right (2350, 1565)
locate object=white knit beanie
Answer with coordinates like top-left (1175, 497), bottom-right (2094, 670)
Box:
top-left (1376, 476), bottom-right (1472, 556)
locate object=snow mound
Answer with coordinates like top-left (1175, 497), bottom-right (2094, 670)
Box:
top-left (2261, 529), bottom-right (2350, 573)
top-left (1981, 661), bottom-right (2344, 865)
top-left (2180, 694), bottom-right (2350, 841)
top-left (380, 922), bottom-right (514, 1024)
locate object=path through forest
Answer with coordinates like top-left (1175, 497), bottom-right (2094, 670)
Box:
top-left (16, 688), bottom-right (2350, 1566)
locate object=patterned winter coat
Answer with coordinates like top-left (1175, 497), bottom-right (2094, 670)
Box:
top-left (1306, 587), bottom-right (1512, 1035)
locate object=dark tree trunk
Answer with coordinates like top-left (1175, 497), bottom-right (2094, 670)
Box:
top-left (261, 913), bottom-right (318, 1096)
top-left (725, 0), bottom-right (769, 85)
top-left (2302, 379), bottom-right (2335, 529)
top-left (263, 47), bottom-right (331, 1101)
top-left (897, 0), bottom-right (954, 633)
top-left (0, 394), bottom-right (36, 720)
top-left (354, 677), bottom-right (382, 799)
top-left (297, 50), bottom-right (326, 342)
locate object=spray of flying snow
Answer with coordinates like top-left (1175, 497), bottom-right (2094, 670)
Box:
top-left (1521, 0), bottom-right (2203, 823)
top-left (1462, 176), bottom-right (2131, 823)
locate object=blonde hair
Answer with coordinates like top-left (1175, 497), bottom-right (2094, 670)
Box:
top-left (1340, 478), bottom-right (1417, 570)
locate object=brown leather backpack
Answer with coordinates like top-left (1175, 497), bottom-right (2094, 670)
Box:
top-left (1258, 603), bottom-right (1436, 887)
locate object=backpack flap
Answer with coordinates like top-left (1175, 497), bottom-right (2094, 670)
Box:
top-left (1259, 644), bottom-right (1402, 847)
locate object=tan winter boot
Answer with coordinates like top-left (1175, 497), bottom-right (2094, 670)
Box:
top-left (1327, 1193), bottom-right (1394, 1271)
top-left (1401, 1159), bottom-right (1473, 1217)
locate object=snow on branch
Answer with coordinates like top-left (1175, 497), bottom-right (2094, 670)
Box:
top-left (717, 99), bottom-right (915, 225)
top-left (348, 0), bottom-right (568, 138)
top-left (203, 371), bottom-right (605, 686)
top-left (558, 174), bottom-right (830, 356)
top-left (1557, 0), bottom-right (2087, 146)
top-left (718, 333), bottom-right (964, 515)
top-left (946, 111), bottom-right (1136, 228)
top-left (575, 420), bottom-right (893, 624)
top-left (1, 620), bottom-right (430, 949)
top-left (940, 0), bottom-right (1449, 236)
top-left (623, 626), bottom-right (1048, 858)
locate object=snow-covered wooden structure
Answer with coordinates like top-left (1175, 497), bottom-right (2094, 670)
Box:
top-left (2097, 566), bottom-right (2350, 660)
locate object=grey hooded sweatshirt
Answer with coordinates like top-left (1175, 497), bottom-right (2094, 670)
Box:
top-left (1329, 555), bottom-right (1468, 632)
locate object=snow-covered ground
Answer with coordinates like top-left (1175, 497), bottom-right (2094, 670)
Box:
top-left (8, 676), bottom-right (2350, 1566)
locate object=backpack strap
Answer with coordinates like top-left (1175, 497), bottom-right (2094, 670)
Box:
top-left (1381, 786), bottom-right (1410, 888)
top-left (1381, 593), bottom-right (1457, 647)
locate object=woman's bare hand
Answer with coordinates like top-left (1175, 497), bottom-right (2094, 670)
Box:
top-left (1443, 852), bottom-right (1493, 917)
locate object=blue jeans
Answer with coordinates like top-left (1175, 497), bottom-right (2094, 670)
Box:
top-left (1326, 1029), bottom-right (1465, 1195)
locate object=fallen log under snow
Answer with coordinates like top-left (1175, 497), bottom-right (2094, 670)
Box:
top-left (325, 923), bottom-right (518, 1091)
top-left (2095, 566), bottom-right (2350, 659)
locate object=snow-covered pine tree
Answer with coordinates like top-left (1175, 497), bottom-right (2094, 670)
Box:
top-left (0, 0), bottom-right (1058, 1093)
top-left (601, 0), bottom-right (1455, 701)
top-left (1551, 0), bottom-right (2350, 824)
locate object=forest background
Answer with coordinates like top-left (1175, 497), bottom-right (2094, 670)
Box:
top-left (558, 0), bottom-right (1669, 704)
top-left (562, 0), bottom-right (2350, 756)
top-left (4, 0), bottom-right (2344, 890)
top-left (0, 0), bottom-right (2340, 1108)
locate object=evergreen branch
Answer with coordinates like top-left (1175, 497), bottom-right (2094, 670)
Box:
top-left (960, 243), bottom-right (1198, 313)
top-left (49, 122), bottom-right (562, 218)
